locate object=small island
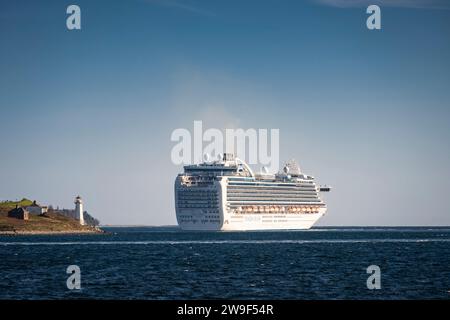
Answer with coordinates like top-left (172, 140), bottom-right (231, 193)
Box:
top-left (0, 197), bottom-right (103, 235)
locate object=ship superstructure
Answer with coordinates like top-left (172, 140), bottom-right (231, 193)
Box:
top-left (175, 153), bottom-right (330, 231)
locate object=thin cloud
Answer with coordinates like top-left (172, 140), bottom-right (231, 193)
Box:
top-left (312, 0), bottom-right (450, 9)
top-left (141, 0), bottom-right (216, 17)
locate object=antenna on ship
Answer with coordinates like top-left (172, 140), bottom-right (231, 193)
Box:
top-left (282, 159), bottom-right (301, 176)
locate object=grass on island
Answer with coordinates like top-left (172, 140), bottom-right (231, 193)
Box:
top-left (0, 198), bottom-right (33, 210)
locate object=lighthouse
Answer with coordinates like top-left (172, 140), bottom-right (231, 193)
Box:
top-left (75, 196), bottom-right (85, 225)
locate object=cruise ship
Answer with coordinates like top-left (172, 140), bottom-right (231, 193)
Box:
top-left (174, 153), bottom-right (330, 231)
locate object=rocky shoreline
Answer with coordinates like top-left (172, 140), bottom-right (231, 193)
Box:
top-left (0, 228), bottom-right (105, 236)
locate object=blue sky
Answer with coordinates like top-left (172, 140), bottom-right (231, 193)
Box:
top-left (1, 0), bottom-right (449, 225)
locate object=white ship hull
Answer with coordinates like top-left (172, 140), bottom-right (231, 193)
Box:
top-left (177, 210), bottom-right (325, 231)
top-left (175, 176), bottom-right (327, 231)
top-left (175, 154), bottom-right (329, 232)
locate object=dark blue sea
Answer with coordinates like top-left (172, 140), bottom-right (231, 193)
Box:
top-left (1, 227), bottom-right (449, 300)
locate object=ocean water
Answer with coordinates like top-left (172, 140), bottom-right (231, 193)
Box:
top-left (0, 227), bottom-right (449, 300)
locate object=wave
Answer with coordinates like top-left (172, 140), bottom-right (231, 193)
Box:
top-left (1, 239), bottom-right (450, 246)
top-left (309, 227), bottom-right (450, 232)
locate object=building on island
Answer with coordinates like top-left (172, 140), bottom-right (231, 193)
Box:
top-left (25, 201), bottom-right (48, 216)
top-left (8, 206), bottom-right (30, 220)
top-left (75, 196), bottom-right (84, 225)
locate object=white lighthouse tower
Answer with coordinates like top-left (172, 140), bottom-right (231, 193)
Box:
top-left (75, 196), bottom-right (85, 225)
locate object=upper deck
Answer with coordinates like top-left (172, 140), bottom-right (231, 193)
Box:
top-left (181, 153), bottom-right (318, 184)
